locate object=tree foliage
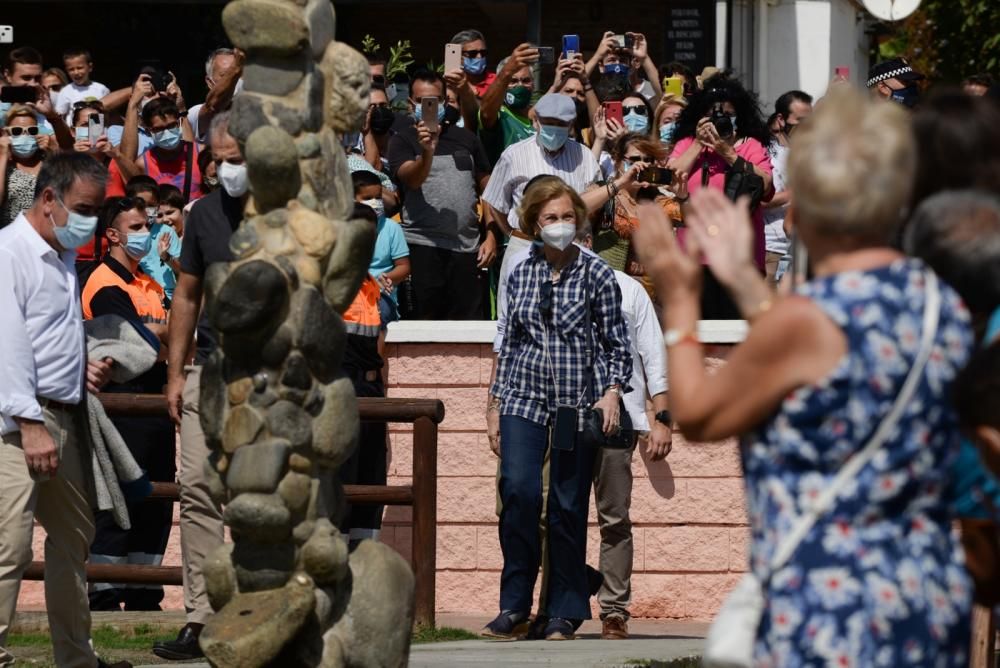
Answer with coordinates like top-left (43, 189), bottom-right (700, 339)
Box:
top-left (882, 0), bottom-right (1000, 83)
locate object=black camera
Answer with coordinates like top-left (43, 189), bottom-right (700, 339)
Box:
top-left (150, 70), bottom-right (173, 93)
top-left (710, 103), bottom-right (734, 139)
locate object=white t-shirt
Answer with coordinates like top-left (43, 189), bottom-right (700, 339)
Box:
top-left (763, 141), bottom-right (790, 256)
top-left (55, 81), bottom-right (111, 124)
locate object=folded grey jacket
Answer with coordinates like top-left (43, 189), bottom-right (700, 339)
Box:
top-left (85, 315), bottom-right (159, 529)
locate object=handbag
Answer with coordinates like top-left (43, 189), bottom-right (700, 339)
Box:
top-left (723, 157), bottom-right (766, 210)
top-left (704, 271), bottom-right (941, 668)
top-left (576, 258), bottom-right (636, 450)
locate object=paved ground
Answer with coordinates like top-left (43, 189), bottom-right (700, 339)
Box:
top-left (409, 616), bottom-right (707, 668)
top-left (13, 611), bottom-right (708, 667)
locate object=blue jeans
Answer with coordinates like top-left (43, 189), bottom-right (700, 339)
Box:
top-left (377, 293), bottom-right (399, 331)
top-left (498, 415), bottom-right (596, 620)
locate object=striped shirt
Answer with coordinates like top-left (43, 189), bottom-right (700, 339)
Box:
top-left (491, 245), bottom-right (632, 429)
top-left (481, 136), bottom-right (602, 233)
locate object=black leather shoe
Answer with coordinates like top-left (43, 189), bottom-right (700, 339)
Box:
top-left (152, 623), bottom-right (204, 660)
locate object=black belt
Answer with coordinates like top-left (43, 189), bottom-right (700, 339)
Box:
top-left (38, 397), bottom-right (78, 412)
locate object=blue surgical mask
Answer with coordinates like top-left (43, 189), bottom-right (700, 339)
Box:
top-left (50, 199), bottom-right (98, 250)
top-left (75, 126), bottom-right (89, 143)
top-left (152, 126), bottom-right (181, 150)
top-left (413, 102), bottom-right (446, 124)
top-left (124, 231), bottom-right (152, 260)
top-left (0, 102), bottom-right (11, 125)
top-left (659, 122), bottom-right (677, 143)
top-left (623, 112), bottom-right (649, 133)
top-left (11, 135), bottom-right (38, 158)
top-left (463, 56), bottom-right (487, 76)
top-left (537, 124), bottom-right (570, 151)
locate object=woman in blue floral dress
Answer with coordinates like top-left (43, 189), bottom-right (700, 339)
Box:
top-left (636, 87), bottom-right (974, 665)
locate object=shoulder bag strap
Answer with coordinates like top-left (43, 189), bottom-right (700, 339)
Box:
top-left (181, 141), bottom-right (194, 204)
top-left (577, 258), bottom-right (594, 407)
top-left (767, 270), bottom-right (942, 575)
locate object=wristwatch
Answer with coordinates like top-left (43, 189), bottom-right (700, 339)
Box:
top-left (654, 410), bottom-right (672, 427)
top-left (606, 384), bottom-right (622, 397)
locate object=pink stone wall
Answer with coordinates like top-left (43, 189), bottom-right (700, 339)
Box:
top-left (18, 341), bottom-right (747, 621)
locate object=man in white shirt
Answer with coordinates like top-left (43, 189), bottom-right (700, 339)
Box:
top-left (0, 153), bottom-right (126, 668)
top-left (493, 223), bottom-right (671, 640)
top-left (187, 48), bottom-right (243, 144)
top-left (763, 90), bottom-right (812, 286)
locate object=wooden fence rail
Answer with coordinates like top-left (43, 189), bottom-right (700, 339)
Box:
top-left (23, 393), bottom-right (444, 628)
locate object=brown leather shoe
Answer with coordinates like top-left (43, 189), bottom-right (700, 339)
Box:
top-left (601, 615), bottom-right (629, 640)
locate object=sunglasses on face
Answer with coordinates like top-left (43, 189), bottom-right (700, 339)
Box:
top-left (462, 49), bottom-right (488, 58)
top-left (539, 280), bottom-right (553, 318)
top-left (72, 100), bottom-right (103, 111)
top-left (623, 105), bottom-right (648, 116)
top-left (6, 126), bottom-right (39, 137)
top-left (625, 154), bottom-right (653, 163)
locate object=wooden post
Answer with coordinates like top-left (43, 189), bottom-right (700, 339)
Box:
top-left (411, 415), bottom-right (439, 629)
top-left (970, 604), bottom-right (995, 668)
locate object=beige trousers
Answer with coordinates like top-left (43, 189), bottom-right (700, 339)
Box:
top-left (178, 366), bottom-right (225, 624)
top-left (0, 404), bottom-right (99, 668)
top-left (592, 442), bottom-right (637, 621)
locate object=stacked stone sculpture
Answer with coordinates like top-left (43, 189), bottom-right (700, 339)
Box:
top-left (195, 1), bottom-right (415, 666)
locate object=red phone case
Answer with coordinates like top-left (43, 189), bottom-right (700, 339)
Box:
top-left (605, 102), bottom-right (623, 126)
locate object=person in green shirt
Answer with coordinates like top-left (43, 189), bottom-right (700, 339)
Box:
top-left (479, 43), bottom-right (540, 166)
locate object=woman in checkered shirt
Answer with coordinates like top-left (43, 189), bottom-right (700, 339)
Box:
top-left (484, 176), bottom-right (633, 641)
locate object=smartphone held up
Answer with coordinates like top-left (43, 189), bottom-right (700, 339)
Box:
top-left (421, 96), bottom-right (440, 133)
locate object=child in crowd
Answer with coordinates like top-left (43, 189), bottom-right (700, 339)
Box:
top-left (351, 170), bottom-right (410, 334)
top-left (55, 48), bottom-right (110, 125)
top-left (124, 176), bottom-right (181, 302)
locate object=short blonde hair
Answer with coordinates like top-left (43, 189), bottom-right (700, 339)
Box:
top-left (4, 104), bottom-right (36, 127)
top-left (788, 86), bottom-right (915, 241)
top-left (517, 176), bottom-right (588, 239)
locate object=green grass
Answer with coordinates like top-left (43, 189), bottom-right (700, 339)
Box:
top-left (620, 659), bottom-right (701, 668)
top-left (7, 624), bottom-right (174, 650)
top-left (412, 625), bottom-right (481, 644)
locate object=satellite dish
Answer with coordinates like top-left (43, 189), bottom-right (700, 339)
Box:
top-left (862, 0), bottom-right (922, 21)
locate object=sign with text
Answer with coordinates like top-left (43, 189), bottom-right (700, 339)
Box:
top-left (664, 0), bottom-right (716, 73)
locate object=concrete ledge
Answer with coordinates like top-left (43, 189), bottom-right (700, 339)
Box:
top-left (386, 320), bottom-right (749, 345)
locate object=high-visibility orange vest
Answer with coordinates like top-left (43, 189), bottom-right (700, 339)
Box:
top-left (81, 260), bottom-right (167, 325)
top-left (342, 276), bottom-right (381, 338)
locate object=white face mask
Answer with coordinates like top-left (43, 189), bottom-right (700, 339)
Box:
top-left (218, 161), bottom-right (249, 198)
top-left (360, 198), bottom-right (385, 219)
top-left (539, 222), bottom-right (576, 251)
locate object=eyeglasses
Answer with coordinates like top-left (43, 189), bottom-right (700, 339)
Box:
top-left (623, 105), bottom-right (648, 116)
top-left (624, 154), bottom-right (653, 164)
top-left (72, 100), bottom-right (104, 111)
top-left (539, 280), bottom-right (553, 318)
top-left (6, 126), bottom-right (39, 137)
top-left (462, 49), bottom-right (488, 58)
top-left (509, 77), bottom-right (533, 86)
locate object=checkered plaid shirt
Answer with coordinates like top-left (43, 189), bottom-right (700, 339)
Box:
top-left (491, 247), bottom-right (633, 428)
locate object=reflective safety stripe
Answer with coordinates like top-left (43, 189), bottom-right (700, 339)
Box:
top-left (344, 321), bottom-right (380, 337)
